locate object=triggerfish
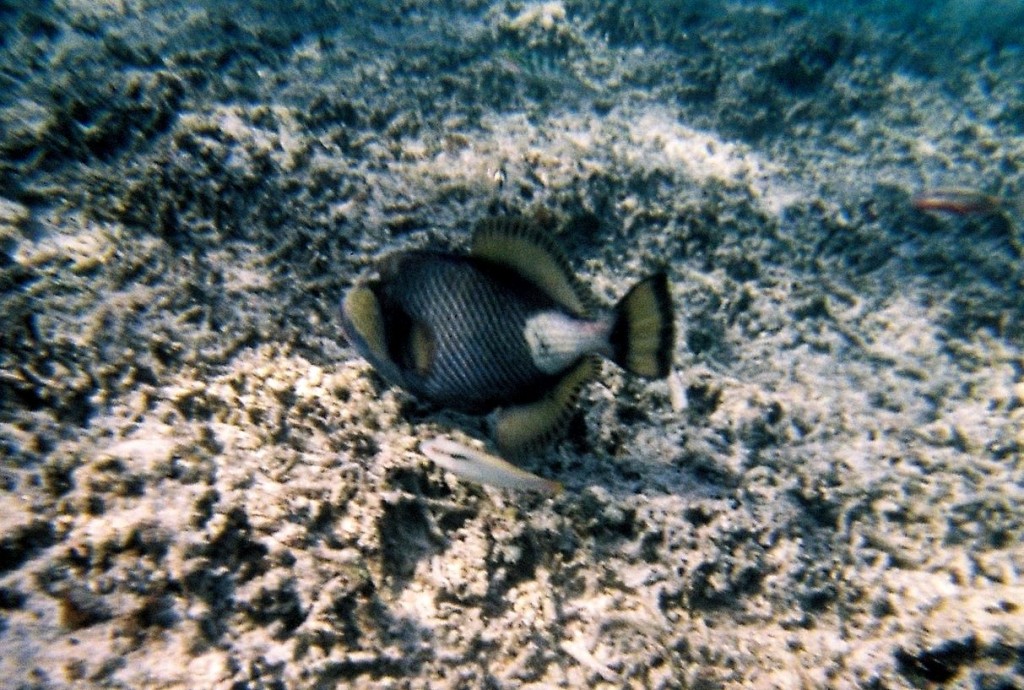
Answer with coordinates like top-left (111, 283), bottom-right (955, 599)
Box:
top-left (339, 216), bottom-right (675, 456)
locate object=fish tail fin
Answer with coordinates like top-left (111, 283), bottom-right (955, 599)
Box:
top-left (609, 272), bottom-right (674, 379)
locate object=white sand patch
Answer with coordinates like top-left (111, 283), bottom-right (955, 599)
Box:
top-left (506, 1), bottom-right (567, 33)
top-left (391, 105), bottom-right (803, 219)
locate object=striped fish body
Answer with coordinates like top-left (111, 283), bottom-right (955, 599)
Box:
top-left (370, 250), bottom-right (565, 411)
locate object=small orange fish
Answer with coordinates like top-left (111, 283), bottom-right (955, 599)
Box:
top-left (911, 187), bottom-right (1002, 216)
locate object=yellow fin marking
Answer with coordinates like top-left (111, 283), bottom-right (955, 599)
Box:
top-left (495, 356), bottom-right (599, 455)
top-left (472, 217), bottom-right (594, 316)
top-left (409, 322), bottom-right (435, 375)
top-left (342, 286), bottom-right (389, 362)
top-left (613, 273), bottom-right (674, 379)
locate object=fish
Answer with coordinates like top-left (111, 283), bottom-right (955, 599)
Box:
top-left (339, 215), bottom-right (675, 456)
top-left (911, 187), bottom-right (1002, 216)
top-left (420, 437), bottom-right (562, 495)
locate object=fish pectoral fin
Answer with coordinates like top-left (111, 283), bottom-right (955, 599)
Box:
top-left (471, 216), bottom-right (596, 317)
top-left (408, 321), bottom-right (435, 376)
top-left (494, 356), bottom-right (599, 455)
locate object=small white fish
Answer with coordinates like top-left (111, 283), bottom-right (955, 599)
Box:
top-left (420, 437), bottom-right (562, 495)
top-left (911, 187), bottom-right (1002, 215)
top-left (560, 632), bottom-right (620, 683)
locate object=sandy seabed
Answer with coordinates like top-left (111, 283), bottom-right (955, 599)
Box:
top-left (1, 1), bottom-right (1023, 688)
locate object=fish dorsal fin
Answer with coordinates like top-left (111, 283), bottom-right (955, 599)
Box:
top-left (494, 355), bottom-right (599, 456)
top-left (471, 216), bottom-right (594, 317)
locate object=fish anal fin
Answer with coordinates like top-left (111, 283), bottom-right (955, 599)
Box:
top-left (471, 216), bottom-right (595, 316)
top-left (494, 356), bottom-right (599, 455)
